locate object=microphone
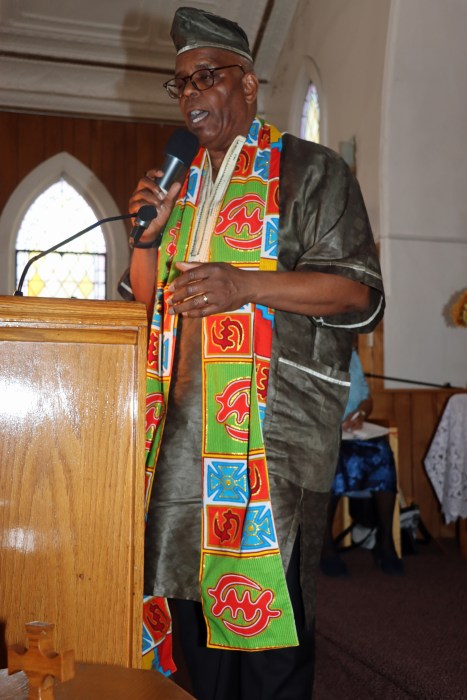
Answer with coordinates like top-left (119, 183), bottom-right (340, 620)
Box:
top-left (14, 208), bottom-right (149, 297)
top-left (154, 128), bottom-right (199, 194)
top-left (129, 204), bottom-right (158, 249)
top-left (129, 128), bottom-right (199, 249)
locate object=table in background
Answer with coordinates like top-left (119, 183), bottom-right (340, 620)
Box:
top-left (0, 664), bottom-right (194, 700)
top-left (424, 393), bottom-right (467, 557)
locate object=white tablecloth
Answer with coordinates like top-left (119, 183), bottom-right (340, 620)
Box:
top-left (424, 393), bottom-right (467, 523)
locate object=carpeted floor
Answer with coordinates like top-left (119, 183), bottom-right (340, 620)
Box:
top-left (314, 538), bottom-right (467, 700)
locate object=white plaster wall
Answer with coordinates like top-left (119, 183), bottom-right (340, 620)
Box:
top-left (381, 0), bottom-right (467, 388)
top-left (263, 0), bottom-right (392, 238)
top-left (264, 0), bottom-right (467, 389)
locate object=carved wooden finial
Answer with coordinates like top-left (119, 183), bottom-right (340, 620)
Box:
top-left (8, 621), bottom-right (75, 700)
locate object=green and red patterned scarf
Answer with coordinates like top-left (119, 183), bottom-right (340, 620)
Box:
top-left (142, 118), bottom-right (297, 670)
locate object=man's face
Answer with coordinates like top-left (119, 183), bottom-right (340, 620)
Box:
top-left (174, 47), bottom-right (257, 156)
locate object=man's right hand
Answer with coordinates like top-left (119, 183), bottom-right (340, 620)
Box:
top-left (129, 169), bottom-right (182, 245)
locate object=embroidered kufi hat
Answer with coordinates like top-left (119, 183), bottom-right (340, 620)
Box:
top-left (170, 6), bottom-right (253, 61)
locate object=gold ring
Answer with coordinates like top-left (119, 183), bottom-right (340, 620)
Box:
top-left (202, 294), bottom-right (209, 305)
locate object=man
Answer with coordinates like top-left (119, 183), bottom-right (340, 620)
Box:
top-left (129, 7), bottom-right (384, 699)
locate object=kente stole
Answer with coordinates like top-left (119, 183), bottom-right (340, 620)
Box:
top-left (143, 118), bottom-right (297, 662)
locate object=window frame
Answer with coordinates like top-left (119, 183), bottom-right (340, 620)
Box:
top-left (0, 152), bottom-right (129, 299)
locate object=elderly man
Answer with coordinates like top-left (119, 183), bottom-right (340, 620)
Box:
top-left (129, 6), bottom-right (384, 700)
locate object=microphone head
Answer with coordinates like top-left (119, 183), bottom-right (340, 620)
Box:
top-left (164, 128), bottom-right (199, 166)
top-left (136, 204), bottom-right (157, 226)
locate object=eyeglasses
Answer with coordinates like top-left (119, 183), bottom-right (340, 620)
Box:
top-left (163, 64), bottom-right (245, 100)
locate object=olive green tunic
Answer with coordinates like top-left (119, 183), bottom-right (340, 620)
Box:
top-left (144, 131), bottom-right (384, 625)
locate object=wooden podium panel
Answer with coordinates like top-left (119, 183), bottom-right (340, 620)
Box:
top-left (0, 297), bottom-right (148, 668)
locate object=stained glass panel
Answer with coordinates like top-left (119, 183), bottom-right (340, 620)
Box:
top-left (300, 82), bottom-right (320, 144)
top-left (16, 179), bottom-right (107, 298)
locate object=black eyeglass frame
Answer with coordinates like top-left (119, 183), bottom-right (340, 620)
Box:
top-left (163, 64), bottom-right (246, 99)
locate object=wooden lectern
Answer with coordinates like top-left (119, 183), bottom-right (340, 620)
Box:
top-left (0, 296), bottom-right (148, 668)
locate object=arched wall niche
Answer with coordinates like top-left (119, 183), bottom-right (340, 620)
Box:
top-left (0, 151), bottom-right (129, 299)
top-left (288, 55), bottom-right (326, 144)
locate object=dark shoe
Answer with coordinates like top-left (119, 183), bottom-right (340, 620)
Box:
top-left (320, 553), bottom-right (349, 577)
top-left (374, 548), bottom-right (405, 576)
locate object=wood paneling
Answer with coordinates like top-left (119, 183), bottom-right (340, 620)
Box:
top-left (0, 111), bottom-right (183, 229)
top-left (0, 113), bottom-right (19, 207)
top-left (371, 388), bottom-right (467, 539)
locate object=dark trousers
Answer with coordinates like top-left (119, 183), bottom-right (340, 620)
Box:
top-left (172, 536), bottom-right (315, 700)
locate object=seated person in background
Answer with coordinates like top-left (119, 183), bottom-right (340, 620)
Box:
top-left (320, 348), bottom-right (404, 576)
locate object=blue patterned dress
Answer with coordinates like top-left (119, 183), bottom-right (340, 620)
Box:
top-left (331, 351), bottom-right (397, 496)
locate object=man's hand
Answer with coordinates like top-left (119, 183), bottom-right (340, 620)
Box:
top-left (129, 169), bottom-right (182, 245)
top-left (168, 262), bottom-right (250, 316)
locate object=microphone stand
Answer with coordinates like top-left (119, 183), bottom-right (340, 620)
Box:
top-left (365, 373), bottom-right (462, 390)
top-left (14, 213), bottom-right (134, 297)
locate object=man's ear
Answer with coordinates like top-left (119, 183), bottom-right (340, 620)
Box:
top-left (242, 71), bottom-right (259, 104)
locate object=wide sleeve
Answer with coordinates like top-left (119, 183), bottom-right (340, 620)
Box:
top-left (279, 135), bottom-right (384, 333)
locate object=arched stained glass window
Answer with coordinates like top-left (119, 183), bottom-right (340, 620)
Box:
top-left (300, 82), bottom-right (320, 144)
top-left (16, 179), bottom-right (106, 299)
